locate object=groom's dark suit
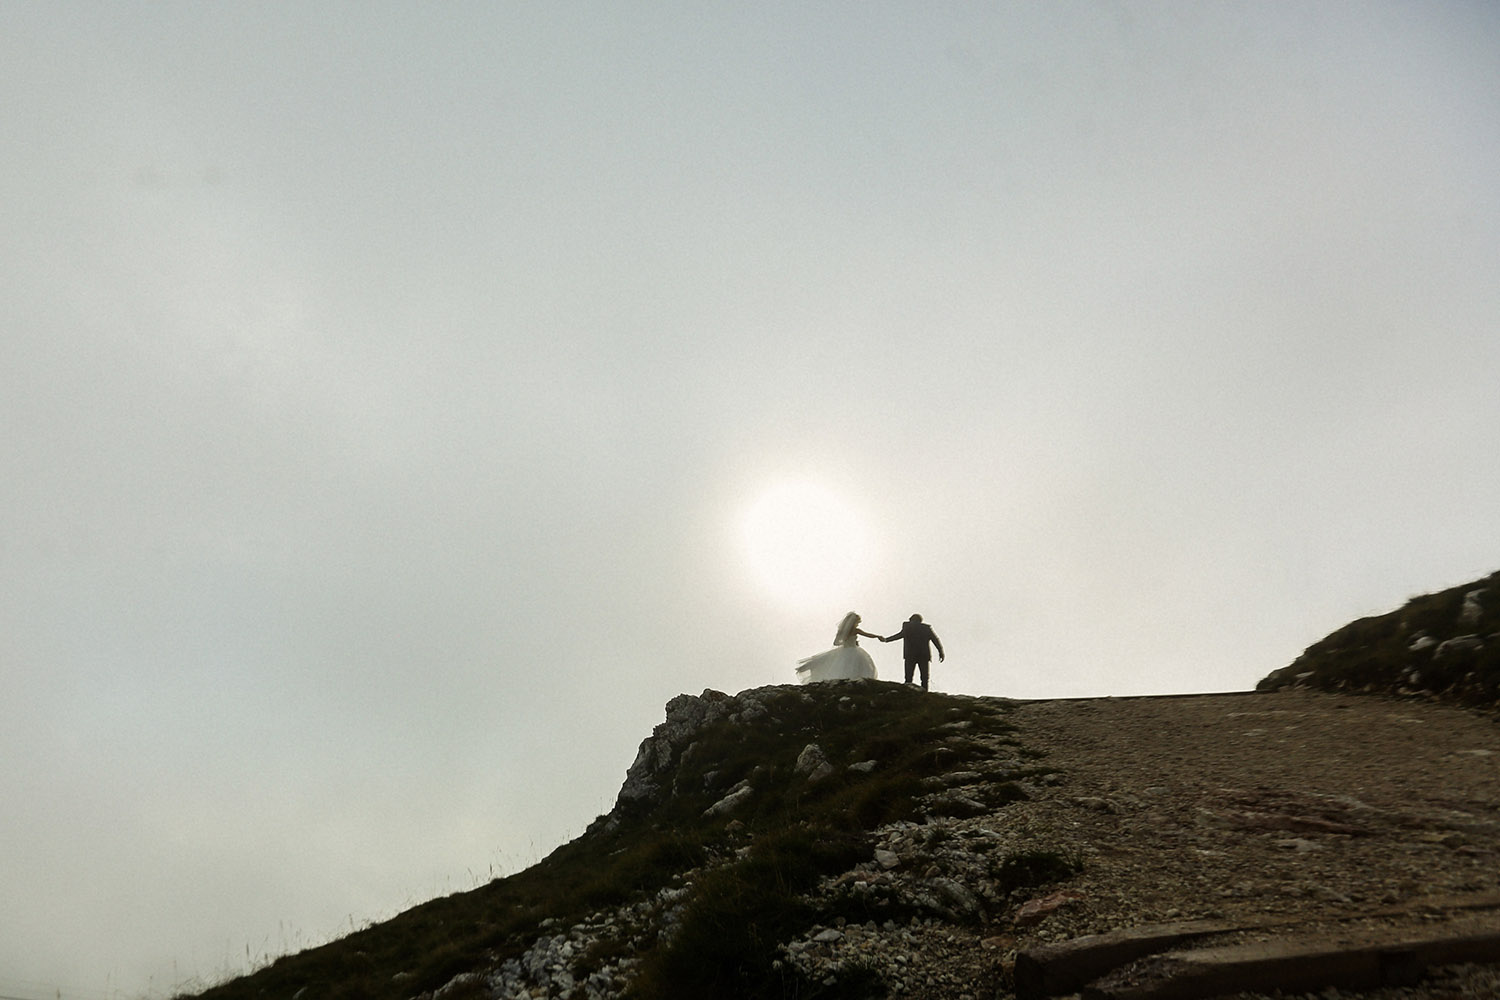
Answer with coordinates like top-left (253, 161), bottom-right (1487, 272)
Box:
top-left (884, 616), bottom-right (944, 691)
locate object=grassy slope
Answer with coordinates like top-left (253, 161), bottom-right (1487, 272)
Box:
top-left (183, 683), bottom-right (1020, 1000)
top-left (1257, 569), bottom-right (1500, 708)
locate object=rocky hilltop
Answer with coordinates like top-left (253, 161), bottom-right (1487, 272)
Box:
top-left (188, 576), bottom-right (1500, 1000)
top-left (1258, 570), bottom-right (1499, 708)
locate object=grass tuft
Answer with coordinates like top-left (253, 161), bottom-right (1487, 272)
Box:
top-left (992, 848), bottom-right (1083, 894)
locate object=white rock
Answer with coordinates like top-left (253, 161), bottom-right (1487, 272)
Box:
top-left (1436, 635), bottom-right (1483, 659)
top-left (703, 782), bottom-right (755, 817)
top-left (795, 743), bottom-right (829, 775)
top-left (795, 743), bottom-right (837, 782)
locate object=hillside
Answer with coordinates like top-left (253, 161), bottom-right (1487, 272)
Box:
top-left (183, 575), bottom-right (1500, 1000)
top-left (1258, 570), bottom-right (1499, 708)
top-left (182, 687), bottom-right (1500, 1000)
top-left (187, 683), bottom-right (1030, 1000)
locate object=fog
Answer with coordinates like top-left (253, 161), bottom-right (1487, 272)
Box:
top-left (2, 3), bottom-right (1497, 996)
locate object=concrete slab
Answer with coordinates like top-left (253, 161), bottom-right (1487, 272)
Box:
top-left (1081, 913), bottom-right (1500, 1000)
top-left (1013, 890), bottom-right (1500, 999)
top-left (1013, 919), bottom-right (1258, 999)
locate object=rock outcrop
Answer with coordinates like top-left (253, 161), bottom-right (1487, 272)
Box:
top-left (1258, 570), bottom-right (1500, 708)
top-left (600, 686), bottom-right (800, 832)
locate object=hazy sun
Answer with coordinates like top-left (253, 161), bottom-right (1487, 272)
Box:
top-left (740, 482), bottom-right (874, 608)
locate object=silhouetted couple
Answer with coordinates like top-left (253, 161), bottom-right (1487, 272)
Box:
top-left (795, 612), bottom-right (943, 690)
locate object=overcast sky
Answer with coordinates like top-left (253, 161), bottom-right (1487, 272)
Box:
top-left (4, 2), bottom-right (1498, 996)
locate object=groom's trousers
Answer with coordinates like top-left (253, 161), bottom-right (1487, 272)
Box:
top-left (904, 660), bottom-right (930, 691)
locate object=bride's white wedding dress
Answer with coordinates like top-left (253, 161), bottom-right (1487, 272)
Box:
top-left (795, 612), bottom-right (878, 683)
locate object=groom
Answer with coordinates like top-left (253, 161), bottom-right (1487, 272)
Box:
top-left (881, 614), bottom-right (944, 691)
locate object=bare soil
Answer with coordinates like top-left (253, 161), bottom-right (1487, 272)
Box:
top-left (924, 688), bottom-right (1500, 998)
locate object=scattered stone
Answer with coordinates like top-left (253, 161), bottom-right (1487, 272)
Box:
top-left (1014, 889), bottom-right (1086, 927)
top-left (925, 791), bottom-right (990, 817)
top-left (928, 877), bottom-right (983, 919)
top-left (923, 770), bottom-right (989, 790)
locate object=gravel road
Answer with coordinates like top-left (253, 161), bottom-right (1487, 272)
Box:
top-left (993, 688), bottom-right (1500, 998)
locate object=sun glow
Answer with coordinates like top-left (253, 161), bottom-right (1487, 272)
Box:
top-left (740, 482), bottom-right (874, 609)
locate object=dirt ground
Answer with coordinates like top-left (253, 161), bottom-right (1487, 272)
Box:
top-left (988, 688), bottom-right (1500, 998)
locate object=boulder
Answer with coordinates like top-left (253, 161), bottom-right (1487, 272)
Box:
top-left (1435, 635), bottom-right (1483, 659)
top-left (795, 743), bottom-right (836, 783)
top-left (703, 780), bottom-right (754, 818)
top-left (1460, 588), bottom-right (1488, 625)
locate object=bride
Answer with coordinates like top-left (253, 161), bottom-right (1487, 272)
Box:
top-left (795, 612), bottom-right (881, 683)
